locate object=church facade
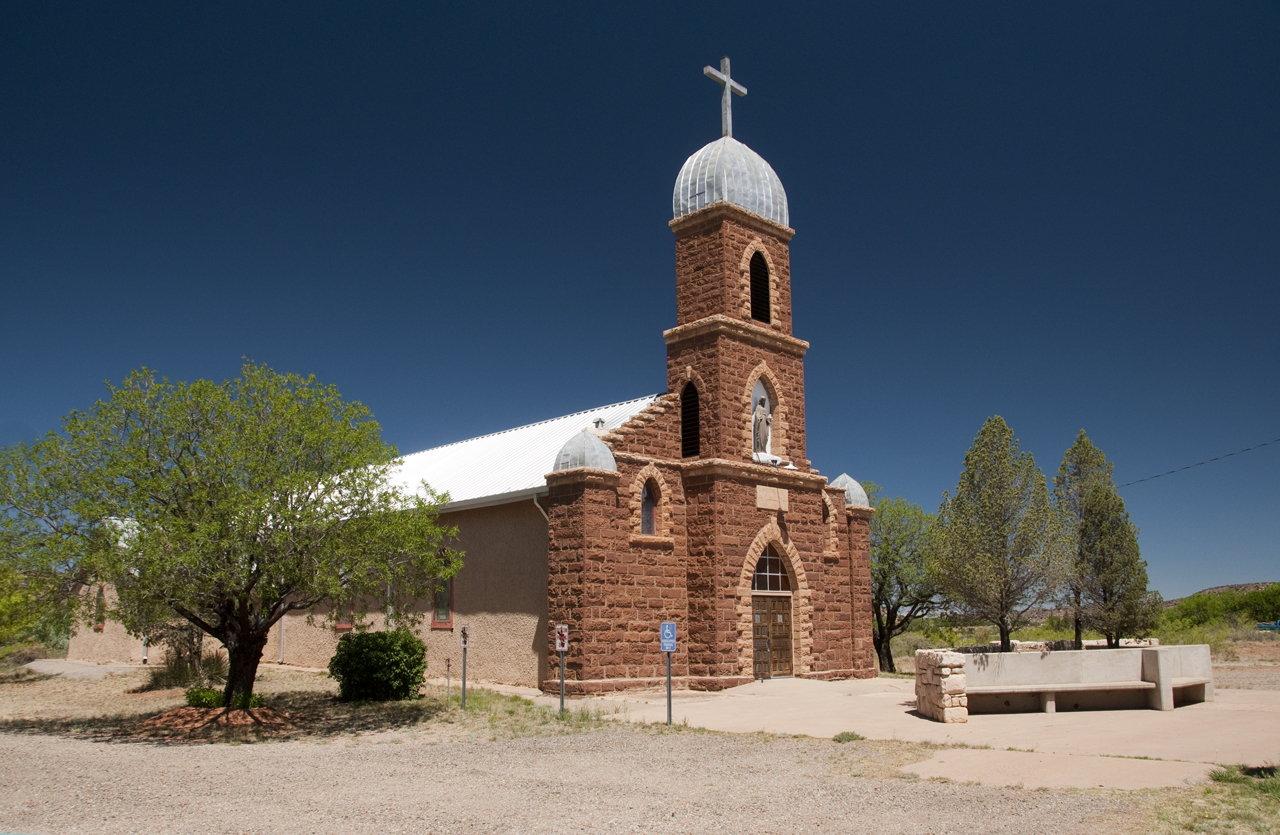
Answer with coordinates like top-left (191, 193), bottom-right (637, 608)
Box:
top-left (69, 64), bottom-right (878, 693)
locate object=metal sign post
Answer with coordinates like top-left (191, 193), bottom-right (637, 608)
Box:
top-left (555, 624), bottom-right (569, 717)
top-left (445, 657), bottom-right (451, 704)
top-left (459, 625), bottom-right (470, 709)
top-left (660, 621), bottom-right (677, 726)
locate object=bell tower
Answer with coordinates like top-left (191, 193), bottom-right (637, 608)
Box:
top-left (665, 62), bottom-right (810, 470)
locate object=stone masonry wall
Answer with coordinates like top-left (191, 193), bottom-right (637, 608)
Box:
top-left (664, 327), bottom-right (809, 468)
top-left (845, 505), bottom-right (876, 674)
top-left (671, 204), bottom-right (795, 335)
top-left (915, 649), bottom-right (969, 723)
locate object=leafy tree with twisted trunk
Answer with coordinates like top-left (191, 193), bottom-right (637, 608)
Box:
top-left (864, 481), bottom-right (940, 673)
top-left (1, 362), bottom-right (459, 705)
top-left (929, 416), bottom-right (1069, 651)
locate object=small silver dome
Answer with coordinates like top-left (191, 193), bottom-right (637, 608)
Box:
top-left (551, 429), bottom-right (617, 472)
top-left (673, 137), bottom-right (788, 227)
top-left (830, 473), bottom-right (870, 509)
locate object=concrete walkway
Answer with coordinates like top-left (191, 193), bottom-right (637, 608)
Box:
top-left (530, 676), bottom-right (1280, 789)
top-left (23, 659), bottom-right (142, 680)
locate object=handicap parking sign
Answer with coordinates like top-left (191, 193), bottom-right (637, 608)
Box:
top-left (660, 621), bottom-right (677, 653)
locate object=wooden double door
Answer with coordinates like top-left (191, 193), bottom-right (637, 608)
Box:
top-left (752, 595), bottom-right (793, 679)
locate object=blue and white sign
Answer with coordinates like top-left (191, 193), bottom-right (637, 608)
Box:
top-left (660, 621), bottom-right (677, 653)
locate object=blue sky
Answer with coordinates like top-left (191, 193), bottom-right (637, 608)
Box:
top-left (2, 2), bottom-right (1276, 598)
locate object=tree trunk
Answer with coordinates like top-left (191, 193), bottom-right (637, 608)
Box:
top-left (875, 635), bottom-right (896, 673)
top-left (222, 630), bottom-right (268, 707)
top-left (998, 620), bottom-right (1012, 653)
top-left (1073, 590), bottom-right (1083, 650)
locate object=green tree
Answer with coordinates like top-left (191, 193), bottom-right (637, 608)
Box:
top-left (1074, 482), bottom-right (1161, 645)
top-left (865, 482), bottom-right (940, 673)
top-left (1054, 431), bottom-right (1160, 647)
top-left (1053, 430), bottom-right (1114, 647)
top-left (1, 439), bottom-right (88, 648)
top-left (1, 362), bottom-right (460, 704)
top-left (929, 416), bottom-right (1069, 651)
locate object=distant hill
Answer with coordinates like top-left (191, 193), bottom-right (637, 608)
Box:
top-left (1163, 581), bottom-right (1278, 608)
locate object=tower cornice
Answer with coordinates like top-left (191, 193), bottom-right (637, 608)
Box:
top-left (663, 314), bottom-right (809, 358)
top-left (669, 200), bottom-right (794, 241)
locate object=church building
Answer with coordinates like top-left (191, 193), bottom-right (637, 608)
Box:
top-left (68, 59), bottom-right (878, 693)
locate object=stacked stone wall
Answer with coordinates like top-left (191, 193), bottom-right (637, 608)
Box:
top-left (846, 506), bottom-right (876, 674)
top-left (672, 207), bottom-right (794, 335)
top-left (915, 650), bottom-right (969, 723)
top-left (604, 394), bottom-right (682, 460)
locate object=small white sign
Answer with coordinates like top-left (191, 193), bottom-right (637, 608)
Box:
top-left (555, 624), bottom-right (569, 652)
top-left (459, 624), bottom-right (471, 649)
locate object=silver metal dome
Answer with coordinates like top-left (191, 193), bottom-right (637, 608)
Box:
top-left (551, 429), bottom-right (617, 473)
top-left (673, 137), bottom-right (788, 227)
top-left (830, 473), bottom-right (871, 509)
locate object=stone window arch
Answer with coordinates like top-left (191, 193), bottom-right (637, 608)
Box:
top-left (628, 463), bottom-right (674, 541)
top-left (734, 520), bottom-right (813, 676)
top-left (738, 240), bottom-right (779, 326)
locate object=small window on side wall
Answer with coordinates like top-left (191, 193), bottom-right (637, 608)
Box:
top-left (93, 585), bottom-right (106, 632)
top-left (641, 480), bottom-right (657, 535)
top-left (432, 578), bottom-right (453, 629)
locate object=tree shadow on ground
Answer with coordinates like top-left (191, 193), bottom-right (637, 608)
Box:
top-left (0, 690), bottom-right (449, 745)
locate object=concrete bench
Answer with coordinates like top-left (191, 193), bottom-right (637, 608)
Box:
top-left (967, 680), bottom-right (1156, 714)
top-left (915, 646), bottom-right (1215, 722)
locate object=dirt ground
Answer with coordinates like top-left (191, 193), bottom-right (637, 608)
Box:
top-left (1212, 639), bottom-right (1280, 690)
top-left (0, 664), bottom-right (1171, 835)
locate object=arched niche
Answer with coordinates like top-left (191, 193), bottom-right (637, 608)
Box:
top-left (742, 363), bottom-right (788, 463)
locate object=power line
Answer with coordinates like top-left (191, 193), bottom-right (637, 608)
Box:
top-left (1120, 437), bottom-right (1280, 487)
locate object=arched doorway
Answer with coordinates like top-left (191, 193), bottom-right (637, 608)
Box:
top-left (751, 546), bottom-right (793, 679)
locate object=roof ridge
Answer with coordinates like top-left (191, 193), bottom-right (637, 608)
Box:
top-left (402, 394), bottom-right (660, 458)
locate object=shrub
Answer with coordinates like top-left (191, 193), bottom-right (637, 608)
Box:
top-left (185, 686), bottom-right (223, 708)
top-left (833, 731), bottom-right (865, 743)
top-left (184, 686), bottom-right (262, 709)
top-left (146, 649), bottom-right (228, 690)
top-left (328, 629), bottom-right (427, 702)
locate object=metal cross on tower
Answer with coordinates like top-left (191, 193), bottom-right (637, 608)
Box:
top-left (704, 56), bottom-right (747, 139)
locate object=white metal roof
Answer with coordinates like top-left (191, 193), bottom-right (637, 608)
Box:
top-left (391, 395), bottom-right (658, 511)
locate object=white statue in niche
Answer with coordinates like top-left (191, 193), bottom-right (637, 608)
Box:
top-left (751, 380), bottom-right (781, 465)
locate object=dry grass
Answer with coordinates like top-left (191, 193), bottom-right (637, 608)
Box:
top-left (0, 664), bottom-right (670, 744)
top-left (1151, 766), bottom-right (1280, 834)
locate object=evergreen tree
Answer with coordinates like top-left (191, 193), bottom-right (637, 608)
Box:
top-left (1052, 430), bottom-right (1112, 647)
top-left (1054, 431), bottom-right (1160, 647)
top-left (930, 416), bottom-right (1069, 651)
top-left (1076, 482), bottom-right (1161, 645)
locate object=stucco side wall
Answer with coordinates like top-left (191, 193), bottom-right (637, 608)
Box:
top-left (68, 500), bottom-right (550, 689)
top-left (426, 501), bottom-right (549, 688)
top-left (66, 585), bottom-right (151, 664)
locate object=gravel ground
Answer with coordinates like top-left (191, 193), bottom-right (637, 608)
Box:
top-left (0, 665), bottom-right (1159, 835)
top-left (1213, 665), bottom-right (1280, 690)
top-left (0, 730), bottom-right (1150, 835)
